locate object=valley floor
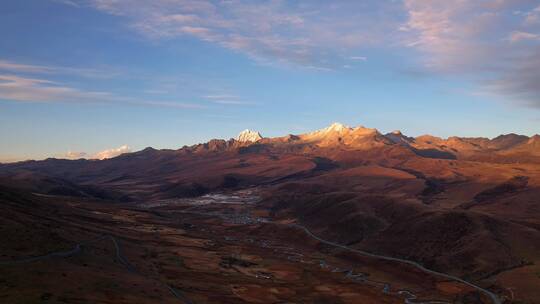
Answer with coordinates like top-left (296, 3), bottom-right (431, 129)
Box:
top-left (0, 189), bottom-right (512, 304)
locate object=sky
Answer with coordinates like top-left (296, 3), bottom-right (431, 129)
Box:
top-left (1, 0), bottom-right (540, 162)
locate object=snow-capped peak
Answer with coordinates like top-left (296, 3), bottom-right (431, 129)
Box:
top-left (322, 122), bottom-right (349, 133)
top-left (236, 129), bottom-right (263, 142)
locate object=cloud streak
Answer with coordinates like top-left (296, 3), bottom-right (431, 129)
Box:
top-left (0, 59), bottom-right (207, 108)
top-left (509, 30), bottom-right (540, 42)
top-left (0, 59), bottom-right (122, 79)
top-left (0, 60), bottom-right (53, 73)
top-left (43, 0), bottom-right (540, 108)
top-left (61, 145), bottom-right (132, 160)
top-left (82, 0), bottom-right (398, 69)
top-left (63, 151), bottom-right (88, 160)
top-left (402, 0), bottom-right (540, 107)
top-left (0, 74), bottom-right (112, 103)
top-left (0, 59), bottom-right (126, 103)
top-left (203, 94), bottom-right (258, 106)
top-left (93, 145), bottom-right (131, 159)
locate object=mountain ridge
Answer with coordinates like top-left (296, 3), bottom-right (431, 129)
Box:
top-left (4, 122), bottom-right (539, 165)
top-left (179, 122), bottom-right (540, 163)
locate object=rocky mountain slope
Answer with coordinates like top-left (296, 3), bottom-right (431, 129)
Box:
top-left (1, 122), bottom-right (540, 302)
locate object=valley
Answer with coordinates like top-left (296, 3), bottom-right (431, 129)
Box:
top-left (0, 189), bottom-right (499, 304)
top-left (1, 123), bottom-right (540, 303)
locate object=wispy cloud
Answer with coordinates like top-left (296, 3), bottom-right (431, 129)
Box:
top-left (0, 60), bottom-right (53, 73)
top-left (0, 74), bottom-right (112, 103)
top-left (0, 59), bottom-right (207, 108)
top-left (204, 94), bottom-right (240, 100)
top-left (402, 0), bottom-right (540, 107)
top-left (78, 0), bottom-right (399, 69)
top-left (350, 56), bottom-right (367, 61)
top-left (524, 5), bottom-right (540, 25)
top-left (211, 100), bottom-right (257, 105)
top-left (61, 145), bottom-right (131, 160)
top-left (132, 100), bottom-right (207, 109)
top-left (50, 0), bottom-right (540, 107)
top-left (52, 0), bottom-right (81, 7)
top-left (509, 30), bottom-right (540, 42)
top-left (93, 145), bottom-right (131, 160)
top-left (62, 151), bottom-right (88, 160)
top-left (203, 93), bottom-right (258, 106)
top-left (0, 59), bottom-right (122, 79)
top-left (0, 57), bottom-right (132, 102)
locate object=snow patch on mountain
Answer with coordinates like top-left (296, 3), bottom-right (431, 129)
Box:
top-left (236, 129), bottom-right (263, 142)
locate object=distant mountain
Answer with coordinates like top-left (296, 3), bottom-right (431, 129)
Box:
top-left (501, 134), bottom-right (540, 156)
top-left (236, 129), bottom-right (263, 143)
top-left (384, 130), bottom-right (415, 146)
top-left (296, 122), bottom-right (391, 149)
top-left (489, 133), bottom-right (530, 150)
top-left (1, 122), bottom-right (539, 201)
top-left (380, 129), bottom-right (539, 163)
top-left (2, 121), bottom-right (540, 293)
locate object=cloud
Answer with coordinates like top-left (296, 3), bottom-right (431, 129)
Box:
top-left (59, 145), bottom-right (131, 160)
top-left (80, 0), bottom-right (399, 69)
top-left (54, 1), bottom-right (540, 107)
top-left (0, 60), bottom-right (53, 73)
top-left (204, 94), bottom-right (240, 100)
top-left (509, 30), bottom-right (540, 42)
top-left (203, 94), bottom-right (258, 106)
top-left (52, 0), bottom-right (81, 7)
top-left (524, 5), bottom-right (540, 25)
top-left (402, 0), bottom-right (540, 107)
top-left (92, 145), bottom-right (131, 160)
top-left (211, 100), bottom-right (257, 105)
top-left (62, 151), bottom-right (88, 159)
top-left (0, 73), bottom-right (207, 108)
top-left (350, 56), bottom-right (367, 61)
top-left (0, 59), bottom-right (207, 108)
top-left (133, 100), bottom-right (207, 109)
top-left (0, 74), bottom-right (112, 103)
top-left (0, 58), bottom-right (132, 103)
top-left (0, 59), bottom-right (121, 79)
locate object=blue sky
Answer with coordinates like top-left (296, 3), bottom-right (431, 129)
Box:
top-left (1, 0), bottom-right (539, 162)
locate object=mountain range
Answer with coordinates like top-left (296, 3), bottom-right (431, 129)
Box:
top-left (1, 122), bottom-right (539, 200)
top-left (1, 122), bottom-right (540, 303)
top-left (187, 122), bottom-right (540, 162)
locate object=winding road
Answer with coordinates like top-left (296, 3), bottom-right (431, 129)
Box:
top-left (286, 223), bottom-right (501, 304)
top-left (176, 205), bottom-right (501, 304)
top-left (2, 193), bottom-right (501, 304)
